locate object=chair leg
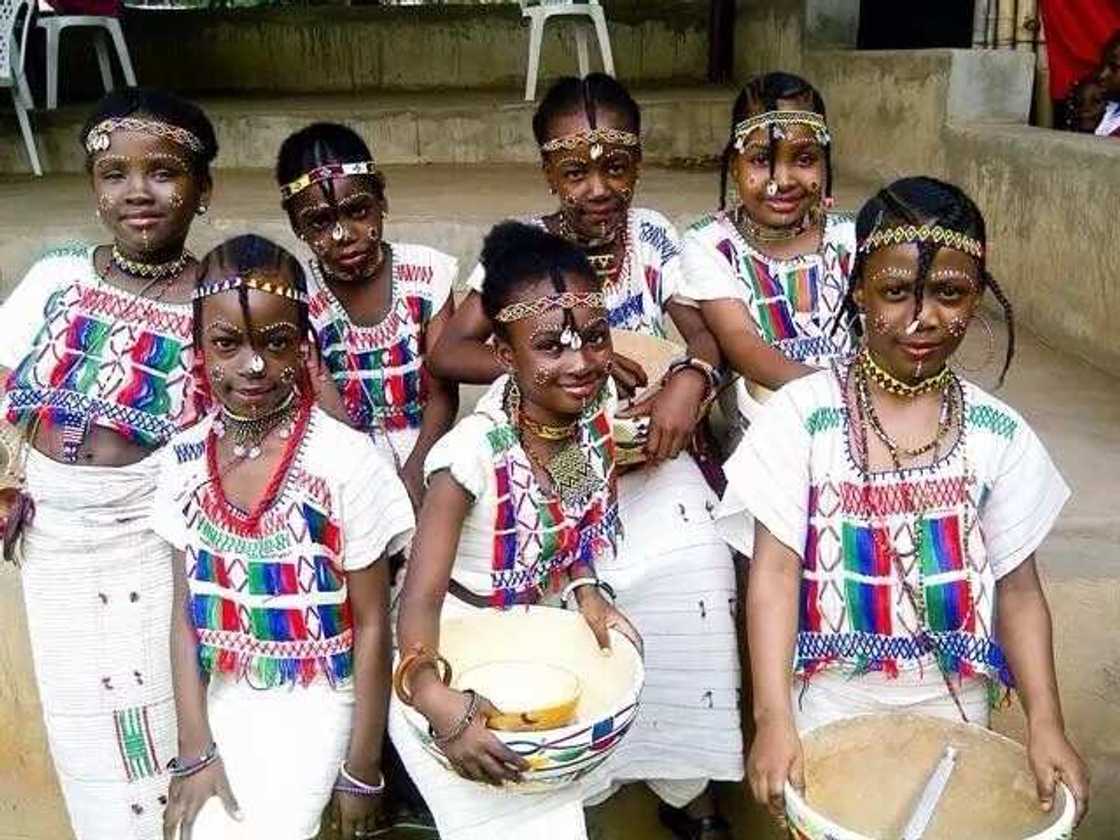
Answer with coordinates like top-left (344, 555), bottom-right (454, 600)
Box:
top-left (524, 13), bottom-right (544, 102)
top-left (94, 31), bottom-right (114, 93)
top-left (43, 22), bottom-right (60, 110)
top-left (575, 22), bottom-right (590, 77)
top-left (12, 90), bottom-right (43, 176)
top-left (591, 9), bottom-right (615, 77)
top-left (106, 19), bottom-right (137, 86)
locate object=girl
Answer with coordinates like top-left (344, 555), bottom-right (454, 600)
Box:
top-left (681, 72), bottom-right (855, 434)
top-left (0, 88), bottom-right (216, 839)
top-left (427, 74), bottom-right (741, 840)
top-left (392, 221), bottom-right (638, 839)
top-left (276, 123), bottom-right (459, 509)
top-left (154, 235), bottom-right (414, 840)
top-left (717, 177), bottom-right (1090, 825)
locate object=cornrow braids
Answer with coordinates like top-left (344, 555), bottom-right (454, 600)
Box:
top-left (719, 72), bottom-right (832, 210)
top-left (532, 73), bottom-right (641, 148)
top-left (275, 122), bottom-right (386, 215)
top-left (836, 176), bottom-right (1015, 386)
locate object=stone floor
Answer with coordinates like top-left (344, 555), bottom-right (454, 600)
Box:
top-left (0, 165), bottom-right (1117, 839)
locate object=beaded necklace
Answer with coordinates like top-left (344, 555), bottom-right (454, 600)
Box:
top-left (556, 212), bottom-right (631, 290)
top-left (110, 245), bottom-right (192, 282)
top-left (213, 391), bottom-right (299, 460)
top-left (733, 203), bottom-right (820, 245)
top-left (858, 347), bottom-right (952, 398)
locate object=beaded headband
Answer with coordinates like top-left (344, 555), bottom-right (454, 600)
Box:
top-left (733, 110), bottom-right (831, 151)
top-left (85, 117), bottom-right (205, 156)
top-left (279, 161), bottom-right (381, 202)
top-left (539, 128), bottom-right (641, 161)
top-left (193, 275), bottom-right (309, 304)
top-left (858, 224), bottom-right (985, 260)
top-left (494, 292), bottom-right (605, 323)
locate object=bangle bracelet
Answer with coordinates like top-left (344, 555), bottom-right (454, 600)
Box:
top-left (394, 643), bottom-right (453, 707)
top-left (432, 689), bottom-right (480, 748)
top-left (664, 357), bottom-right (720, 397)
top-left (334, 764), bottom-right (385, 798)
top-left (167, 742), bottom-right (219, 778)
top-left (561, 576), bottom-right (615, 608)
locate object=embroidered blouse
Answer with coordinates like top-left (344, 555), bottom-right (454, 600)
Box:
top-left (679, 212), bottom-right (856, 424)
top-left (466, 207), bottom-right (683, 339)
top-left (716, 363), bottom-right (1070, 688)
top-left (308, 243), bottom-right (456, 466)
top-left (151, 405), bottom-right (414, 687)
top-left (0, 244), bottom-right (200, 456)
top-left (424, 377), bottom-right (619, 608)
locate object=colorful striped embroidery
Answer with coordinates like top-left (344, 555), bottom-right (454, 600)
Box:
top-left (841, 522), bottom-right (893, 635)
top-left (805, 407), bottom-right (845, 435)
top-left (113, 706), bottom-right (161, 782)
top-left (967, 403), bottom-right (1018, 440)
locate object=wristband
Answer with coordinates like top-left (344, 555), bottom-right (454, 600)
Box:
top-left (334, 763), bottom-right (385, 798)
top-left (432, 689), bottom-right (480, 748)
top-left (561, 576), bottom-right (616, 608)
top-left (167, 742), bottom-right (219, 779)
top-left (393, 643), bottom-right (453, 707)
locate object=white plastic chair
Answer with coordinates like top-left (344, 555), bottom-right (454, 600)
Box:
top-left (37, 2), bottom-right (136, 110)
top-left (519, 0), bottom-right (615, 102)
top-left (1, 0), bottom-right (41, 174)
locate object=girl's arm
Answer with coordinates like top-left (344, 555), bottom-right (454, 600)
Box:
top-left (162, 550), bottom-right (241, 839)
top-left (699, 298), bottom-right (815, 390)
top-left (402, 300), bottom-right (461, 508)
top-left (426, 292), bottom-right (503, 385)
top-left (996, 556), bottom-right (1090, 825)
top-left (396, 473), bottom-right (528, 784)
top-left (746, 522), bottom-right (805, 817)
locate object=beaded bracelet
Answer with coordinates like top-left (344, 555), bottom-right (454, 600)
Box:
top-left (561, 576), bottom-right (616, 608)
top-left (333, 764), bottom-right (385, 798)
top-left (393, 643), bottom-right (453, 707)
top-left (664, 357), bottom-right (721, 397)
top-left (167, 742), bottom-right (219, 779)
top-left (432, 689), bottom-right (480, 748)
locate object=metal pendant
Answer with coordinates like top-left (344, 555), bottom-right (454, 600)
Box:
top-left (765, 179), bottom-right (779, 197)
top-left (589, 142), bottom-right (604, 161)
top-left (560, 326), bottom-right (583, 351)
top-left (248, 354), bottom-right (265, 374)
top-left (331, 221), bottom-right (346, 242)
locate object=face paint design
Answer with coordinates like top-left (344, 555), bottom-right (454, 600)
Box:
top-left (947, 317), bottom-right (969, 338)
top-left (210, 364), bottom-right (225, 383)
top-left (870, 313), bottom-right (893, 335)
top-left (280, 366), bottom-right (296, 384)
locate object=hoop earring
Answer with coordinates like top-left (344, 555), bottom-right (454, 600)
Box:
top-left (952, 312), bottom-right (995, 374)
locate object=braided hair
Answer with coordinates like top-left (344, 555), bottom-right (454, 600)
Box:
top-left (532, 73), bottom-right (641, 148)
top-left (836, 176), bottom-right (1015, 386)
top-left (275, 122), bottom-right (386, 211)
top-left (479, 221), bottom-right (598, 338)
top-left (719, 72), bottom-right (831, 210)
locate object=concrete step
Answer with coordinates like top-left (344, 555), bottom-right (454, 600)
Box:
top-left (0, 163), bottom-right (878, 295)
top-left (0, 86), bottom-right (735, 176)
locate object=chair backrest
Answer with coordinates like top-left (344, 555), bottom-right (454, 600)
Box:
top-left (1, 0), bottom-right (34, 83)
top-left (519, 0), bottom-right (599, 9)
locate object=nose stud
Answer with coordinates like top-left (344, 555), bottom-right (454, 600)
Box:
top-left (331, 222), bottom-right (346, 242)
top-left (765, 179), bottom-right (779, 197)
top-left (248, 354), bottom-right (265, 374)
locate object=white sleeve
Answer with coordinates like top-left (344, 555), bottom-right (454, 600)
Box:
top-left (465, 261), bottom-right (486, 295)
top-left (679, 229), bottom-right (744, 304)
top-left (340, 439), bottom-right (415, 571)
top-left (424, 415), bottom-right (490, 499)
top-left (149, 445), bottom-right (189, 551)
top-left (715, 388), bottom-right (812, 558)
top-left (980, 421), bottom-right (1070, 579)
top-left (430, 251), bottom-right (458, 314)
top-left (0, 257), bottom-right (67, 369)
top-left (658, 219), bottom-right (685, 306)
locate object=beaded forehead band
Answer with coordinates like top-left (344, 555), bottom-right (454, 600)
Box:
top-left (193, 275), bottom-right (309, 304)
top-left (279, 161), bottom-right (380, 202)
top-left (859, 224), bottom-right (985, 260)
top-left (540, 128), bottom-right (641, 161)
top-left (733, 110), bottom-right (831, 152)
top-left (85, 118), bottom-right (205, 156)
top-left (494, 292), bottom-right (605, 324)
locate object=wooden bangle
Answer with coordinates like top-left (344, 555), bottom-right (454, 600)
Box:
top-left (393, 643), bottom-right (452, 707)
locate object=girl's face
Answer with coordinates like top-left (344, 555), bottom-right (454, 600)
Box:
top-left (91, 131), bottom-right (209, 260)
top-left (1073, 81), bottom-right (1106, 132)
top-left (542, 108), bottom-right (641, 243)
top-left (200, 275), bottom-right (307, 417)
top-left (732, 107), bottom-right (826, 229)
top-left (494, 274), bottom-right (613, 422)
top-left (856, 244), bottom-right (982, 382)
top-left (1098, 44), bottom-right (1120, 99)
top-left (288, 175), bottom-right (386, 282)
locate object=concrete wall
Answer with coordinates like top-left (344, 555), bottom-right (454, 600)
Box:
top-left (734, 0), bottom-right (804, 80)
top-left (44, 1), bottom-right (708, 98)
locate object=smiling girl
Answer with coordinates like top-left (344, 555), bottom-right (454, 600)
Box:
top-left (0, 88), bottom-right (215, 839)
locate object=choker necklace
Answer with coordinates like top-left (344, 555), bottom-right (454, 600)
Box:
top-left (556, 210), bottom-right (623, 250)
top-left (519, 413), bottom-right (578, 442)
top-left (557, 214), bottom-right (629, 288)
top-left (215, 391), bottom-right (298, 460)
top-left (855, 361), bottom-right (957, 460)
top-left (111, 245), bottom-right (191, 281)
top-left (858, 348), bottom-right (951, 399)
top-left (733, 204), bottom-right (819, 244)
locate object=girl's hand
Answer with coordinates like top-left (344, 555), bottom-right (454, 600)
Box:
top-left (330, 788), bottom-right (385, 840)
top-left (609, 352), bottom-right (648, 400)
top-left (162, 761), bottom-right (241, 840)
top-left (418, 685), bottom-right (529, 786)
top-left (747, 713), bottom-right (804, 819)
top-left (616, 369), bottom-right (706, 465)
top-left (1027, 721), bottom-right (1090, 826)
top-left (575, 586), bottom-right (643, 654)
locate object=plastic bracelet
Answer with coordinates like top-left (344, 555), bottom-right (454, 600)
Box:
top-left (393, 643), bottom-right (453, 707)
top-left (432, 689), bottom-right (480, 748)
top-left (334, 764), bottom-right (385, 798)
top-left (561, 576), bottom-right (616, 608)
top-left (167, 742), bottom-right (219, 778)
top-left (664, 357), bottom-right (720, 397)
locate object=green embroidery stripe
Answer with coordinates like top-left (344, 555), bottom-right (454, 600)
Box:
top-left (114, 706), bottom-right (157, 781)
top-left (966, 404), bottom-right (1017, 440)
top-left (487, 424), bottom-right (518, 454)
top-left (198, 519), bottom-right (290, 559)
top-left (805, 407), bottom-right (845, 436)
